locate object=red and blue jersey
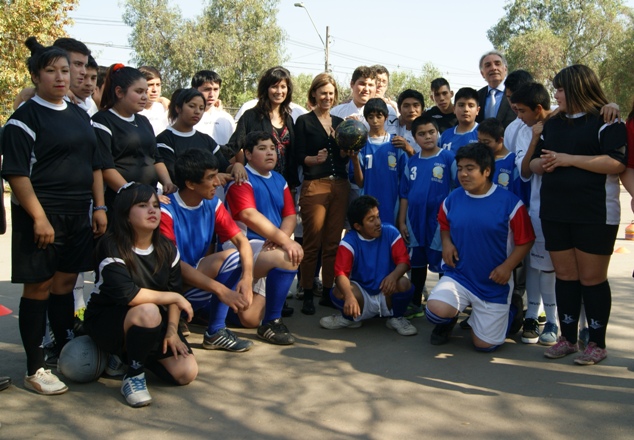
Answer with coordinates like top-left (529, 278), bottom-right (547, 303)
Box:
top-left (334, 224), bottom-right (410, 296)
top-left (225, 164), bottom-right (295, 240)
top-left (438, 184), bottom-right (534, 304)
top-left (439, 124), bottom-right (479, 153)
top-left (493, 152), bottom-right (521, 197)
top-left (160, 192), bottom-right (240, 266)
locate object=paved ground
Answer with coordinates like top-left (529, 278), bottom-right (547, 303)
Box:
top-left (0, 191), bottom-right (633, 439)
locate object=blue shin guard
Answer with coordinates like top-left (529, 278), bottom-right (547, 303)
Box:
top-left (208, 252), bottom-right (242, 335)
top-left (262, 268), bottom-right (297, 325)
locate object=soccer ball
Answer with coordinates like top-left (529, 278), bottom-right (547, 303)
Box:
top-left (335, 119), bottom-right (368, 151)
top-left (58, 335), bottom-right (107, 383)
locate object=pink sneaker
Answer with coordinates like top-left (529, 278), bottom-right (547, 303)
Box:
top-left (574, 342), bottom-right (607, 365)
top-left (544, 337), bottom-right (578, 359)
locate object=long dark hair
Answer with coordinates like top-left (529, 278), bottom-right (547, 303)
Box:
top-left (100, 64), bottom-right (145, 110)
top-left (24, 37), bottom-right (69, 77)
top-left (552, 64), bottom-right (608, 115)
top-left (255, 66), bottom-right (293, 120)
top-left (168, 88), bottom-right (205, 122)
top-left (105, 183), bottom-right (173, 275)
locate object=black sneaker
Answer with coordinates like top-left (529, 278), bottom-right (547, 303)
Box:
top-left (257, 318), bottom-right (295, 345)
top-left (44, 344), bottom-right (61, 369)
top-left (319, 295), bottom-right (336, 309)
top-left (521, 318), bottom-right (540, 344)
top-left (430, 318), bottom-right (457, 346)
top-left (537, 312), bottom-right (547, 325)
top-left (203, 328), bottom-right (253, 352)
top-left (282, 301), bottom-right (294, 317)
top-left (508, 293), bottom-right (524, 335)
top-left (459, 317), bottom-right (471, 330)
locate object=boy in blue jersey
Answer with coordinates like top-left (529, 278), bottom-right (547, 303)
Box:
top-left (319, 196), bottom-right (417, 335)
top-left (159, 149), bottom-right (255, 352)
top-left (477, 118), bottom-right (521, 196)
top-left (349, 98), bottom-right (408, 225)
top-left (224, 131), bottom-right (303, 345)
top-left (398, 115), bottom-right (456, 318)
top-left (426, 143), bottom-right (534, 350)
top-left (439, 88), bottom-right (480, 153)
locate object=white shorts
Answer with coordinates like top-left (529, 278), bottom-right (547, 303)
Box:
top-left (529, 215), bottom-right (554, 271)
top-left (223, 239), bottom-right (266, 296)
top-left (429, 276), bottom-right (510, 346)
top-left (350, 281), bottom-right (393, 321)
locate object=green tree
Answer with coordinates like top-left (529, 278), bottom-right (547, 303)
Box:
top-left (123, 0), bottom-right (286, 108)
top-left (487, 0), bottom-right (634, 107)
top-left (0, 0), bottom-right (77, 124)
top-left (388, 63), bottom-right (443, 104)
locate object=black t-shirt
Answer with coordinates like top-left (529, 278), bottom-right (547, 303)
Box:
top-left (1, 96), bottom-right (100, 214)
top-left (156, 127), bottom-right (229, 182)
top-left (533, 112), bottom-right (627, 225)
top-left (425, 106), bottom-right (458, 134)
top-left (87, 237), bottom-right (182, 310)
top-left (92, 109), bottom-right (161, 205)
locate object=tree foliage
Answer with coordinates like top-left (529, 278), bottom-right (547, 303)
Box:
top-left (388, 63), bottom-right (443, 105)
top-left (487, 0), bottom-right (634, 108)
top-left (0, 0), bottom-right (77, 124)
top-left (123, 0), bottom-right (286, 108)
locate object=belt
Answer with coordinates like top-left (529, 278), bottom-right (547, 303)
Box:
top-left (319, 175), bottom-right (343, 181)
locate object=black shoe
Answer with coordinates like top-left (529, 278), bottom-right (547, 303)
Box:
top-left (257, 318), bottom-right (295, 345)
top-left (459, 317), bottom-right (471, 330)
top-left (0, 376), bottom-right (11, 392)
top-left (508, 293), bottom-right (524, 335)
top-left (44, 344), bottom-right (61, 369)
top-left (319, 295), bottom-right (336, 309)
top-left (189, 309), bottom-right (210, 328)
top-left (179, 317), bottom-right (190, 337)
top-left (301, 298), bottom-right (315, 315)
top-left (282, 301), bottom-right (294, 317)
top-left (430, 318), bottom-right (457, 346)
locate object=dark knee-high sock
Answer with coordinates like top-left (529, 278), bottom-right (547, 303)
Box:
top-left (20, 297), bottom-right (48, 375)
top-left (263, 268), bottom-right (297, 324)
top-left (555, 279), bottom-right (582, 343)
top-left (329, 290), bottom-right (356, 321)
top-left (48, 292), bottom-right (75, 348)
top-left (580, 281), bottom-right (611, 349)
top-left (391, 286), bottom-right (415, 317)
top-left (126, 324), bottom-right (161, 378)
top-left (411, 267), bottom-right (427, 306)
top-left (208, 252), bottom-right (242, 335)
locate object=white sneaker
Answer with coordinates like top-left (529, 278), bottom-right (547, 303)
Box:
top-left (121, 373), bottom-right (152, 407)
top-left (386, 317), bottom-right (418, 336)
top-left (24, 368), bottom-right (68, 395)
top-left (105, 354), bottom-right (127, 377)
top-left (319, 314), bottom-right (362, 329)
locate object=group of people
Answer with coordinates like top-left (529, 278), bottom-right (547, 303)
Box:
top-left (0, 34), bottom-right (631, 409)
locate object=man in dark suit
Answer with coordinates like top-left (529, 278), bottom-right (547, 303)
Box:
top-left (476, 51), bottom-right (516, 128)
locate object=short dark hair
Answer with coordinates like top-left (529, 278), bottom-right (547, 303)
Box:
top-left (53, 37), bottom-right (91, 56)
top-left (371, 65), bottom-right (389, 78)
top-left (430, 78), bottom-right (450, 92)
top-left (191, 70), bottom-right (223, 88)
top-left (174, 148), bottom-right (219, 189)
top-left (139, 66), bottom-right (161, 81)
top-left (504, 70), bottom-right (534, 94)
top-left (168, 88), bottom-right (205, 121)
top-left (454, 87), bottom-right (479, 103)
top-left (244, 131), bottom-right (274, 154)
top-left (411, 114), bottom-right (439, 136)
top-left (363, 97), bottom-right (388, 119)
top-left (397, 89), bottom-right (425, 111)
top-left (24, 37), bottom-right (69, 76)
top-left (86, 55), bottom-right (98, 70)
top-left (455, 143), bottom-right (495, 182)
top-left (96, 65), bottom-right (108, 88)
top-left (477, 118), bottom-right (504, 141)
top-left (351, 66), bottom-right (375, 84)
top-left (348, 195), bottom-right (379, 228)
top-left (510, 82), bottom-right (551, 111)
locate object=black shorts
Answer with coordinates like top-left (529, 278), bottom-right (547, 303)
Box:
top-left (11, 203), bottom-right (93, 283)
top-left (541, 220), bottom-right (618, 255)
top-left (84, 304), bottom-right (191, 361)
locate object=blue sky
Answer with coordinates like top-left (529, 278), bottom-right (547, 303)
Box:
top-left (68, 0), bottom-right (634, 92)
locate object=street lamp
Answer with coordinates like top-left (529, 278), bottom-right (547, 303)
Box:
top-left (294, 2), bottom-right (330, 72)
